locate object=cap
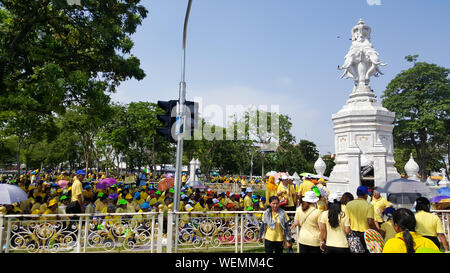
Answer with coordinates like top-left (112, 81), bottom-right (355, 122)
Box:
top-left (76, 170), bottom-right (86, 176)
top-left (357, 186), bottom-right (369, 196)
top-left (303, 191), bottom-right (319, 203)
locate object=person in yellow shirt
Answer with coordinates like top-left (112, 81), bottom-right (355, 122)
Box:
top-left (319, 193), bottom-right (351, 253)
top-left (257, 196), bottom-right (291, 253)
top-left (371, 188), bottom-right (392, 226)
top-left (414, 197), bottom-right (449, 252)
top-left (345, 186), bottom-right (380, 253)
top-left (277, 175), bottom-right (295, 211)
top-left (380, 207), bottom-right (397, 242)
top-left (382, 208), bottom-right (440, 253)
top-left (291, 191), bottom-right (322, 253)
top-left (243, 188), bottom-right (254, 211)
top-left (298, 176), bottom-right (315, 202)
top-left (42, 199), bottom-right (59, 221)
top-left (265, 176), bottom-right (278, 207)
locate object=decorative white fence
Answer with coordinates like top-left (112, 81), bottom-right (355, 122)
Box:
top-left (0, 210), bottom-right (448, 253)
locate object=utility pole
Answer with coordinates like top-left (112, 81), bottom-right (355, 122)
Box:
top-left (173, 0), bottom-right (193, 213)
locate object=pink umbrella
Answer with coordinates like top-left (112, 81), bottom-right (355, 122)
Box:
top-left (274, 172), bottom-right (289, 182)
top-left (57, 180), bottom-right (69, 189)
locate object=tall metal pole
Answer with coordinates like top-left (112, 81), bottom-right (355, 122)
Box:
top-left (174, 0), bottom-right (193, 213)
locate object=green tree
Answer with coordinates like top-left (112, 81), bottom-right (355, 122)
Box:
top-left (382, 56), bottom-right (450, 180)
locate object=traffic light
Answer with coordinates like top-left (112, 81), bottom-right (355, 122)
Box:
top-left (156, 100), bottom-right (178, 143)
top-left (184, 100), bottom-right (199, 138)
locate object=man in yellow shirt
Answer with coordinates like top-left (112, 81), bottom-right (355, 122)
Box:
top-left (68, 170), bottom-right (85, 214)
top-left (345, 186), bottom-right (379, 252)
top-left (244, 187), bottom-right (254, 211)
top-left (371, 188), bottom-right (392, 226)
top-left (298, 176), bottom-right (315, 203)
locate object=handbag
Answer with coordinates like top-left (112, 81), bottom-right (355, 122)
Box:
top-left (279, 185), bottom-right (290, 207)
top-left (347, 231), bottom-right (366, 253)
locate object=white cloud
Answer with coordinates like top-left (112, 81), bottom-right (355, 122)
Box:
top-left (366, 0), bottom-right (382, 5)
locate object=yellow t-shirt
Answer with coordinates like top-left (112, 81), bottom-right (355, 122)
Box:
top-left (372, 197), bottom-right (391, 223)
top-left (71, 178), bottom-right (83, 202)
top-left (345, 198), bottom-right (374, 232)
top-left (244, 195), bottom-right (253, 210)
top-left (299, 180), bottom-right (314, 197)
top-left (294, 206), bottom-right (322, 247)
top-left (277, 183), bottom-right (294, 207)
top-left (264, 211), bottom-right (289, 242)
top-left (382, 232), bottom-right (440, 253)
top-left (381, 219), bottom-right (397, 242)
top-left (414, 210), bottom-right (444, 237)
top-left (319, 211), bottom-right (350, 248)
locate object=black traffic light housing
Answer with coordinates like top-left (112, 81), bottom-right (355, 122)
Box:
top-left (156, 100), bottom-right (178, 143)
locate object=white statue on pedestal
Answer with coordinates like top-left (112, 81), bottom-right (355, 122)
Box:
top-left (338, 19), bottom-right (387, 91)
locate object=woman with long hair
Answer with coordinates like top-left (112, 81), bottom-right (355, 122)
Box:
top-left (382, 208), bottom-right (440, 253)
top-left (258, 196), bottom-right (292, 253)
top-left (319, 193), bottom-right (351, 253)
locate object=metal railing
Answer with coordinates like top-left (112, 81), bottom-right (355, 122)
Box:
top-left (1, 210), bottom-right (448, 253)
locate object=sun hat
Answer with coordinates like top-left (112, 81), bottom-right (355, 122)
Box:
top-left (303, 191), bottom-right (319, 203)
top-left (328, 193), bottom-right (339, 203)
top-left (312, 186), bottom-right (321, 197)
top-left (246, 206), bottom-right (254, 211)
top-left (141, 202), bottom-right (150, 209)
top-left (246, 187), bottom-right (253, 193)
top-left (60, 195), bottom-right (67, 201)
top-left (226, 203), bottom-right (235, 209)
top-left (168, 188), bottom-right (175, 193)
top-left (133, 192), bottom-right (140, 199)
top-left (212, 198), bottom-right (219, 204)
top-left (383, 207), bottom-right (395, 219)
top-left (155, 191), bottom-right (161, 195)
top-left (97, 192), bottom-right (104, 197)
top-left (125, 194), bottom-right (133, 200)
top-left (118, 199), bottom-right (128, 205)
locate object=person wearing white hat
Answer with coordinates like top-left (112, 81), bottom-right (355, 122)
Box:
top-left (318, 193), bottom-right (351, 253)
top-left (277, 175), bottom-right (295, 211)
top-left (291, 191), bottom-right (322, 253)
top-left (244, 188), bottom-right (254, 211)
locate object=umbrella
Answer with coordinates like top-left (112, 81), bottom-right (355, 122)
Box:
top-left (158, 177), bottom-right (175, 191)
top-left (187, 180), bottom-right (208, 190)
top-left (376, 178), bottom-right (431, 195)
top-left (437, 187), bottom-right (450, 197)
top-left (429, 195), bottom-right (450, 203)
top-left (57, 180), bottom-right (69, 189)
top-left (300, 172), bottom-right (313, 177)
top-left (0, 184), bottom-right (28, 204)
top-left (96, 178), bottom-right (117, 190)
top-left (108, 193), bottom-right (118, 200)
top-left (266, 171), bottom-right (277, 177)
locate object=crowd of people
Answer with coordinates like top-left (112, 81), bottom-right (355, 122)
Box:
top-left (0, 169), bottom-right (448, 254)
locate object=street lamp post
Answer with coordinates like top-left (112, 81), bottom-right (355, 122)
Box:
top-left (173, 0), bottom-right (193, 213)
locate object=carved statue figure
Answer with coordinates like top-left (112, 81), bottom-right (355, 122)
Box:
top-left (338, 19), bottom-right (387, 88)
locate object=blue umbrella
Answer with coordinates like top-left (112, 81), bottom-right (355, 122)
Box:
top-left (429, 195), bottom-right (450, 203)
top-left (0, 184), bottom-right (28, 204)
top-left (437, 187), bottom-right (450, 197)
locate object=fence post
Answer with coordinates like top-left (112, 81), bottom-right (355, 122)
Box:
top-left (167, 212), bottom-right (173, 253)
top-left (0, 216), bottom-right (3, 254)
top-left (83, 216), bottom-right (90, 253)
top-left (5, 218), bottom-right (11, 253)
top-left (76, 216), bottom-right (83, 253)
top-left (150, 215), bottom-right (155, 253)
top-left (240, 213), bottom-right (244, 253)
top-left (174, 212), bottom-right (179, 253)
top-left (157, 213), bottom-right (163, 253)
top-left (234, 213), bottom-right (238, 253)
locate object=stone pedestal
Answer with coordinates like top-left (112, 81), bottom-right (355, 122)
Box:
top-left (328, 91), bottom-right (401, 194)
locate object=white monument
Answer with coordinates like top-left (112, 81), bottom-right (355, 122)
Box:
top-left (328, 19), bottom-right (401, 194)
top-left (404, 153), bottom-right (420, 181)
top-left (314, 156), bottom-right (327, 177)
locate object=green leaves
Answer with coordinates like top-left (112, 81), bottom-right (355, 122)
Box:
top-left (382, 58), bottom-right (450, 178)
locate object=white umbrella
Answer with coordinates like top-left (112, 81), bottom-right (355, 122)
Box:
top-left (0, 184), bottom-right (28, 204)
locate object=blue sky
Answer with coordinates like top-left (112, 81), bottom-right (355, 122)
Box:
top-left (112, 0), bottom-right (450, 155)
